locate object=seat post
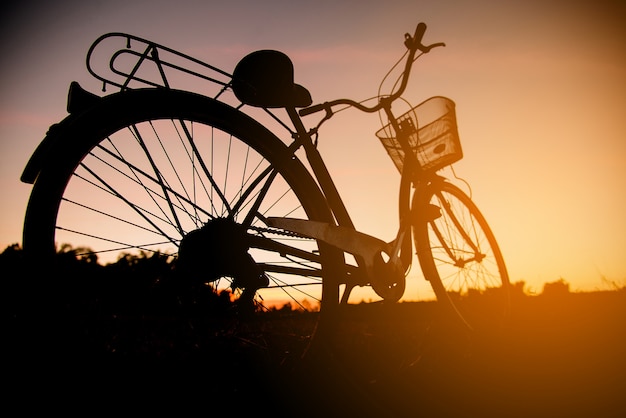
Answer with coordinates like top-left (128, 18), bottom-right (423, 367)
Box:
top-left (286, 107), bottom-right (354, 229)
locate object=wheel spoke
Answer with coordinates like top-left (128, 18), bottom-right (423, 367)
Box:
top-left (131, 124), bottom-right (186, 236)
top-left (231, 164), bottom-right (276, 227)
top-left (92, 138), bottom-right (209, 226)
top-left (178, 118), bottom-right (233, 217)
top-left (78, 161), bottom-right (179, 247)
top-left (56, 225), bottom-right (174, 257)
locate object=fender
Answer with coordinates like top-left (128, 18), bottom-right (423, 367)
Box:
top-left (22, 86), bottom-right (307, 188)
top-left (20, 82), bottom-right (101, 184)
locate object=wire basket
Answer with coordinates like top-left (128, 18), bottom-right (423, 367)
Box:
top-left (376, 96), bottom-right (462, 174)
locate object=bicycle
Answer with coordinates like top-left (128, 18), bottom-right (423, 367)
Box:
top-left (20, 22), bottom-right (510, 356)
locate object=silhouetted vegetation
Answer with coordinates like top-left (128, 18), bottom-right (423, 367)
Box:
top-left (5, 243), bottom-right (315, 369)
top-left (4, 243), bottom-right (247, 317)
top-left (4, 243), bottom-right (625, 417)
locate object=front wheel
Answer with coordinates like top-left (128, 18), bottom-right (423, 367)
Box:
top-left (414, 180), bottom-right (510, 331)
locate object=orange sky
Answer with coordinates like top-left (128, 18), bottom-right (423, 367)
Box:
top-left (1, 0), bottom-right (625, 296)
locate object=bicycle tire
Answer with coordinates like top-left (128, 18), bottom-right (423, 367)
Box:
top-left (414, 180), bottom-right (510, 331)
top-left (22, 87), bottom-right (344, 359)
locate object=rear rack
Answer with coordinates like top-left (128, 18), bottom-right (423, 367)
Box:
top-left (86, 32), bottom-right (233, 96)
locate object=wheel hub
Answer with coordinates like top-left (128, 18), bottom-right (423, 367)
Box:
top-left (177, 218), bottom-right (268, 290)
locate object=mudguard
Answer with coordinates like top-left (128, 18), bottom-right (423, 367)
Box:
top-left (20, 82), bottom-right (101, 184)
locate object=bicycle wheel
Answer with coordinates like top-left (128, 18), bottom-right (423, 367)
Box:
top-left (22, 87), bottom-right (344, 358)
top-left (414, 180), bottom-right (510, 331)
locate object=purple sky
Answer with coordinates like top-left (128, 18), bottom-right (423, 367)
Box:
top-left (1, 0), bottom-right (625, 294)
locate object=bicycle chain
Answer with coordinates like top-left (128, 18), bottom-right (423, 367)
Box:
top-left (248, 224), bottom-right (312, 239)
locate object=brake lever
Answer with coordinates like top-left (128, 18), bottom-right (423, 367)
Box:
top-left (420, 42), bottom-right (446, 53)
top-left (404, 29), bottom-right (446, 53)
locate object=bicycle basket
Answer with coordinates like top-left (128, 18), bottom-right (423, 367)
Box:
top-left (376, 96), bottom-right (462, 173)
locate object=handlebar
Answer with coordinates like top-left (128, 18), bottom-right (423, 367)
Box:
top-left (299, 22), bottom-right (444, 117)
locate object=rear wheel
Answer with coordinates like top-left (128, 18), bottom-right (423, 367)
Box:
top-left (22, 88), bottom-right (343, 361)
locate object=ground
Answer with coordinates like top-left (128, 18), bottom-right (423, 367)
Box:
top-left (6, 290), bottom-right (625, 417)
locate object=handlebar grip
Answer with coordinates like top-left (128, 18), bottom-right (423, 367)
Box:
top-left (414, 22), bottom-right (427, 43)
top-left (299, 102), bottom-right (329, 117)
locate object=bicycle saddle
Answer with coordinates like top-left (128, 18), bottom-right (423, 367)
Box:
top-left (232, 50), bottom-right (312, 108)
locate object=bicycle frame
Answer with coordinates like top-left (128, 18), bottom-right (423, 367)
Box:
top-left (264, 24), bottom-right (447, 302)
top-left (266, 104), bottom-right (424, 302)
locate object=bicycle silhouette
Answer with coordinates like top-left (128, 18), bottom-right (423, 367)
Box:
top-left (21, 22), bottom-right (510, 347)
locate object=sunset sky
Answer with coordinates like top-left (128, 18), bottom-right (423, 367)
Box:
top-left (1, 0), bottom-right (624, 296)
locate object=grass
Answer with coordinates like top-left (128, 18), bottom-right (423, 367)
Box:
top-left (6, 287), bottom-right (625, 417)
